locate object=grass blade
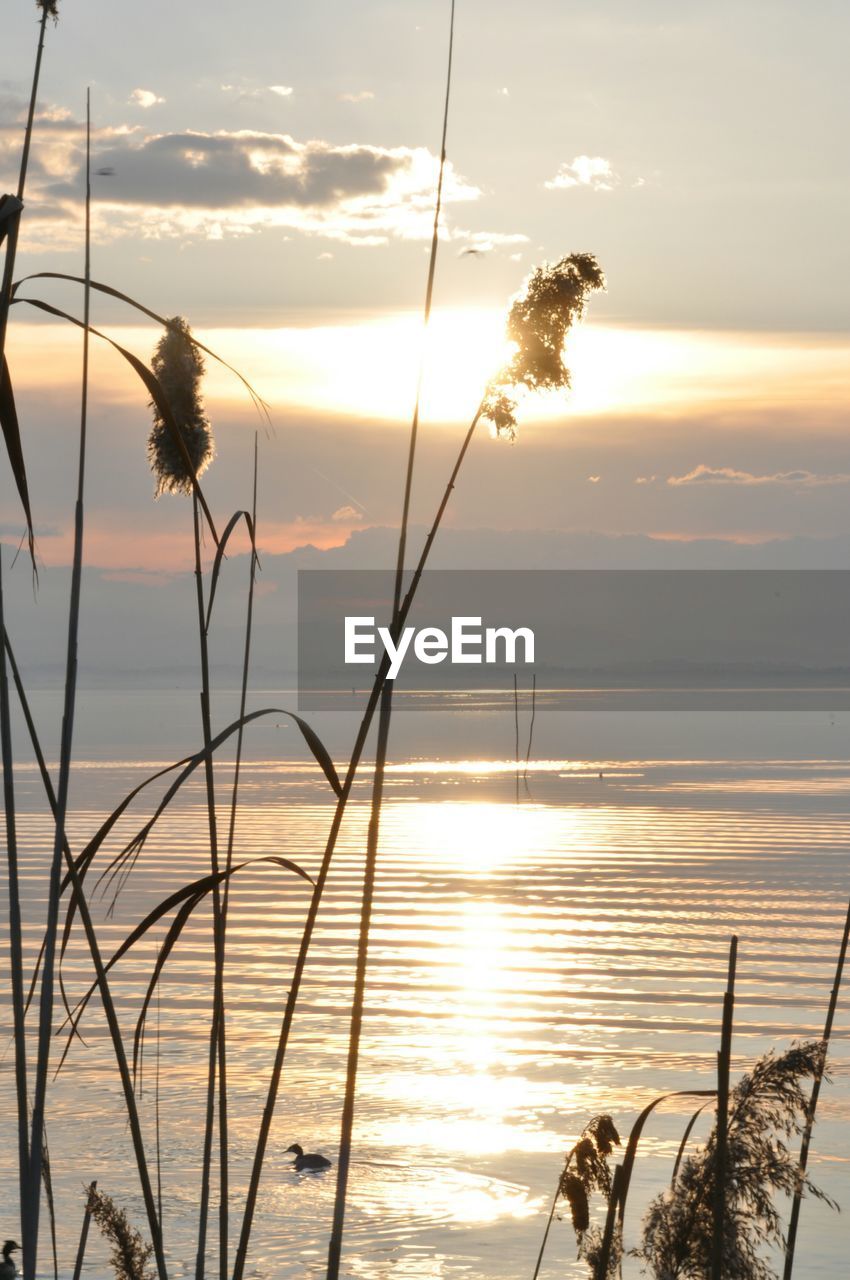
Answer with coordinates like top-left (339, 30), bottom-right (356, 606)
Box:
top-left (0, 357), bottom-right (35, 562)
top-left (10, 295), bottom-right (220, 545)
top-left (14, 272), bottom-right (271, 423)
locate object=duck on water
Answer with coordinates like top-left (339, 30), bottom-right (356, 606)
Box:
top-left (1, 1242), bottom-right (19, 1280)
top-left (286, 1143), bottom-right (331, 1172)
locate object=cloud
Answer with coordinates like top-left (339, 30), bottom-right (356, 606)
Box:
top-left (667, 465), bottom-right (850, 488)
top-left (331, 505), bottom-right (363, 522)
top-left (0, 96), bottom-right (524, 252)
top-left (339, 90), bottom-right (374, 103)
top-left (545, 155), bottom-right (617, 192)
top-left (129, 89), bottom-right (165, 109)
top-left (41, 125), bottom-right (492, 246)
top-left (269, 85), bottom-right (294, 97)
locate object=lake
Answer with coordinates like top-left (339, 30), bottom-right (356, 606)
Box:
top-left (1, 691), bottom-right (849, 1278)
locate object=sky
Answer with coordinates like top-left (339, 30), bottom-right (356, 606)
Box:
top-left (1, 0), bottom-right (849, 614)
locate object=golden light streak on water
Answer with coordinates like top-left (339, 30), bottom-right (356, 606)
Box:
top-left (2, 745), bottom-right (850, 1277)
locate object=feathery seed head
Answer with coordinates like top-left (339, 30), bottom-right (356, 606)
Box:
top-left (560, 1173), bottom-right (590, 1235)
top-left (147, 316), bottom-right (214, 497)
top-left (483, 252), bottom-right (605, 438)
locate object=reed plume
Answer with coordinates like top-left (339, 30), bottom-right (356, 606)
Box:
top-left (88, 1189), bottom-right (154, 1280)
top-left (640, 1041), bottom-right (836, 1280)
top-left (147, 318), bottom-right (214, 496)
top-left (533, 1114), bottom-right (620, 1280)
top-left (483, 253), bottom-right (606, 439)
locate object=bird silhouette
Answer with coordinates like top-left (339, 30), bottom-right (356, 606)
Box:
top-left (286, 1143), bottom-right (331, 1171)
top-left (1, 1241), bottom-right (19, 1280)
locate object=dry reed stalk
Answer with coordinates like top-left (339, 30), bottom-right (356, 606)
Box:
top-left (72, 1181), bottom-right (97, 1280)
top-left (325, 4), bottom-right (456, 1271)
top-left (0, 1), bottom-right (54, 369)
top-left (524, 673), bottom-right (537, 777)
top-left (0, 553), bottom-right (29, 1258)
top-left (0, 7), bottom-right (57, 1260)
top-left (3, 623), bottom-right (168, 1277)
top-left (532, 1115), bottom-right (621, 1280)
top-left (217, 438), bottom-right (260, 1274)
top-left (234, 253), bottom-right (603, 1277)
top-left (23, 90), bottom-right (93, 1280)
top-left (711, 935), bottom-right (738, 1280)
top-left (782, 898), bottom-right (850, 1279)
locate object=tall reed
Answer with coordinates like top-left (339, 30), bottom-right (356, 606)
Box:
top-left (23, 88), bottom-right (92, 1280)
top-left (147, 318), bottom-right (224, 1279)
top-left (232, 249), bottom-right (605, 1280)
top-left (0, 6), bottom-right (58, 1257)
top-left (327, 248), bottom-right (606, 1277)
top-left (782, 897), bottom-right (850, 1278)
top-left (0, 1), bottom-right (56, 368)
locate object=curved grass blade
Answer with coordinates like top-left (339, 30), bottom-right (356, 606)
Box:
top-left (61, 707), bottom-right (339, 969)
top-left (594, 1089), bottom-right (717, 1280)
top-left (58, 856), bottom-right (313, 1072)
top-left (617, 1090), bottom-right (716, 1227)
top-left (10, 296), bottom-right (219, 545)
top-left (134, 894), bottom-right (201, 1090)
top-left (671, 1099), bottom-right (716, 1187)
top-left (13, 273), bottom-right (271, 423)
top-left (0, 357), bottom-right (35, 564)
top-left (204, 508), bottom-right (256, 633)
top-left (92, 707), bottom-right (342, 909)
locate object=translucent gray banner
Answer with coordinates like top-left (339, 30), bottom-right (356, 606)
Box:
top-left (297, 570), bottom-right (850, 711)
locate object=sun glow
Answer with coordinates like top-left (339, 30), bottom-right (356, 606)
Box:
top-left (9, 315), bottom-right (848, 427)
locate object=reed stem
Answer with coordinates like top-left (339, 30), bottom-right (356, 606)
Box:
top-left (24, 88), bottom-right (92, 1280)
top-left (711, 935), bottom-right (738, 1280)
top-left (783, 899), bottom-right (850, 1279)
top-left (191, 490), bottom-right (227, 1280)
top-left (72, 1182), bottom-right (97, 1280)
top-left (4, 625), bottom-right (168, 1278)
top-left (0, 3), bottom-right (50, 368)
top-left (232, 408), bottom-right (485, 1280)
top-left (326, 7), bottom-right (457, 1268)
top-left (0, 550), bottom-right (30, 1259)
top-left (0, 15), bottom-right (54, 1253)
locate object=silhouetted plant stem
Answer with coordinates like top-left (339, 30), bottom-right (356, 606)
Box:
top-left (711, 935), bottom-right (738, 1280)
top-left (0, 1), bottom-right (51, 368)
top-left (783, 899), bottom-right (850, 1279)
top-left (4, 627), bottom-right (167, 1279)
top-left (326, 13), bottom-right (461, 1238)
top-left (232, 396), bottom-right (485, 1280)
top-left (595, 1163), bottom-right (624, 1279)
top-left (326, 684), bottom-right (394, 1279)
top-left (191, 489), bottom-right (227, 1280)
top-left (217, 438), bottom-right (259, 1279)
top-left (532, 1185), bottom-right (560, 1280)
top-left (72, 1182), bottom-right (97, 1280)
top-left (391, 0), bottom-right (455, 620)
top-left (24, 90), bottom-right (91, 1280)
top-left (0, 7), bottom-right (55, 1251)
top-left (524, 673), bottom-right (536, 777)
top-left (0, 550), bottom-right (29, 1260)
